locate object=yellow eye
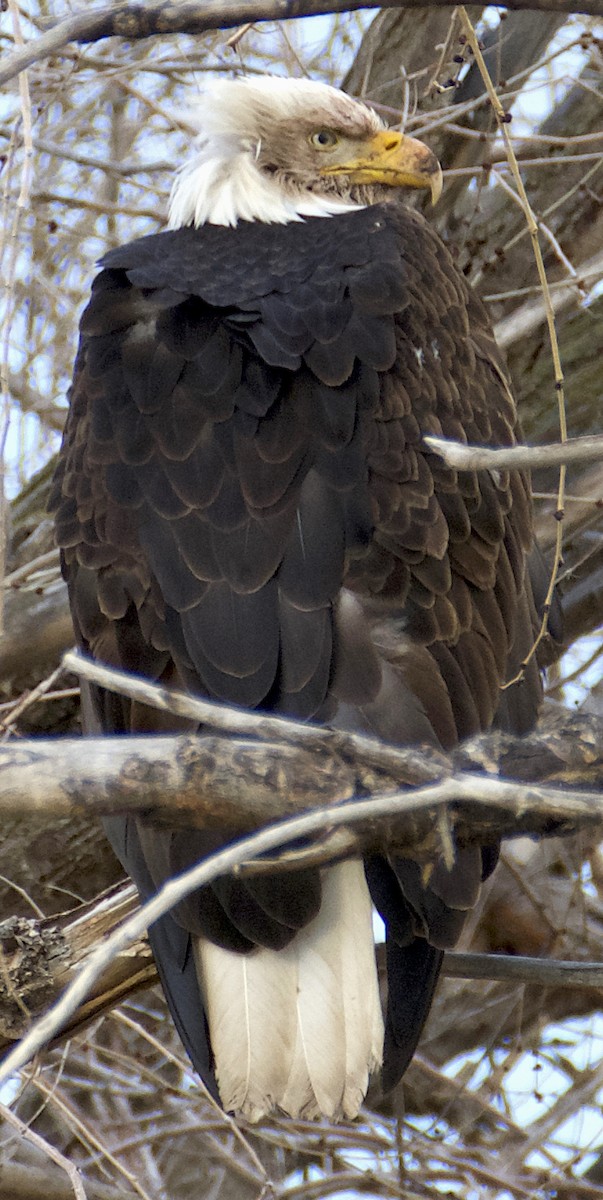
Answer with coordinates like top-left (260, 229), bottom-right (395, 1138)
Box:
top-left (309, 129), bottom-right (339, 150)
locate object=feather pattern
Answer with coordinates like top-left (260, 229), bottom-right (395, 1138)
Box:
top-left (50, 76), bottom-right (559, 1119)
top-left (194, 861), bottom-right (383, 1121)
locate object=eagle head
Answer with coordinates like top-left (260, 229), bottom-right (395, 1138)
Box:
top-left (168, 75), bottom-right (442, 229)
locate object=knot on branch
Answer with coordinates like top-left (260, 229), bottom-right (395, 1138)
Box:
top-left (0, 916), bottom-right (67, 1038)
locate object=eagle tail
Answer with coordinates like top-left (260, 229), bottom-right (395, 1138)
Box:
top-left (194, 859), bottom-right (383, 1121)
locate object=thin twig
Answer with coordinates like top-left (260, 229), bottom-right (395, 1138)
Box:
top-left (494, 248), bottom-right (603, 347)
top-left (60, 648), bottom-right (449, 780)
top-left (0, 1099), bottom-right (87, 1200)
top-left (114, 1014), bottom-right (270, 1187)
top-left (458, 8), bottom-right (567, 690)
top-left (492, 170), bottom-right (581, 281)
top-left (0, 664), bottom-right (65, 734)
top-left (27, 1074), bottom-right (156, 1200)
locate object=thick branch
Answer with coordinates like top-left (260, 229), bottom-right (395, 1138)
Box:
top-left (3, 756), bottom-right (603, 1081)
top-left (2, 0), bottom-right (601, 89)
top-left (2, 663), bottom-right (603, 1079)
top-left (0, 576), bottom-right (72, 690)
top-left (1, 712), bottom-right (603, 851)
top-left (0, 882), bottom-right (154, 1045)
top-left (63, 652), bottom-right (601, 794)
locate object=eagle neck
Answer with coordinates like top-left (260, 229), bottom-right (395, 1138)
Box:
top-left (167, 146), bottom-right (364, 228)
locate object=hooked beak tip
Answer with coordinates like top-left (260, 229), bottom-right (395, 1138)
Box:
top-left (429, 162), bottom-right (444, 205)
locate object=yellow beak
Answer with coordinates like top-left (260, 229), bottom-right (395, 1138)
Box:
top-left (320, 129), bottom-right (443, 205)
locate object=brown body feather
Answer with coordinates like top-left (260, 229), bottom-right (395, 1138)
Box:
top-left (52, 199), bottom-right (547, 1114)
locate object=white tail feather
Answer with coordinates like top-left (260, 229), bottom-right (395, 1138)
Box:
top-left (193, 860), bottom-right (383, 1121)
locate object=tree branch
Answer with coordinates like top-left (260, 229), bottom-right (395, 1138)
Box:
top-left (445, 952), bottom-right (603, 988)
top-left (2, 656), bottom-right (603, 854)
top-left (2, 0), bottom-right (602, 90)
top-left (2, 886), bottom-right (602, 1047)
top-left (424, 432), bottom-right (603, 472)
top-left (2, 658), bottom-right (603, 1091)
top-left (495, 249), bottom-right (603, 350)
top-left (0, 1160), bottom-right (138, 1200)
top-left (2, 746), bottom-right (603, 1081)
top-left (4, 727), bottom-right (603, 844)
top-left (0, 881), bottom-right (154, 1046)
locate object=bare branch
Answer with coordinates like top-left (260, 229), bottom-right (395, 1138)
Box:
top-left (445, 952), bottom-right (603, 989)
top-left (0, 1098), bottom-right (87, 1200)
top-left (2, 0), bottom-right (603, 90)
top-left (425, 432), bottom-right (603, 472)
top-left (0, 710), bottom-right (603, 847)
top-left (2, 754), bottom-right (603, 1084)
top-left (62, 649), bottom-right (451, 783)
top-left (3, 887), bottom-right (602, 1058)
top-left (0, 1158), bottom-right (139, 1200)
top-left (495, 248), bottom-right (603, 349)
top-left (0, 1159), bottom-right (138, 1200)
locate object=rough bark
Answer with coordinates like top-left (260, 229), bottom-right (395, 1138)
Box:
top-left (1, 708), bottom-right (603, 1071)
top-left (0, 710), bottom-right (603, 839)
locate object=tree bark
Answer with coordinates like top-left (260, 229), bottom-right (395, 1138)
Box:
top-left (0, 709), bottom-right (602, 843)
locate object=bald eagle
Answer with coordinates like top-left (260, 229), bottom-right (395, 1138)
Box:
top-left (51, 76), bottom-right (546, 1122)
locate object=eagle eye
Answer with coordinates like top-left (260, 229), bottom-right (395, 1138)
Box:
top-left (309, 129), bottom-right (339, 150)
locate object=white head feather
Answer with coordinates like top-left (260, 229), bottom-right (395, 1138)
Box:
top-left (168, 76), bottom-right (384, 228)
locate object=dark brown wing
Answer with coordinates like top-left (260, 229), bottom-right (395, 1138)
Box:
top-left (51, 203), bottom-right (544, 1093)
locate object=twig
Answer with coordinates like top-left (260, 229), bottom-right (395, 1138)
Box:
top-left (32, 192), bottom-right (163, 221)
top-left (459, 7), bottom-right (567, 691)
top-left (485, 256), bottom-right (603, 302)
top-left (224, 21), bottom-right (255, 48)
top-left (61, 649), bottom-right (451, 783)
top-left (493, 159), bottom-right (603, 274)
top-left (27, 1074), bottom-right (155, 1200)
top-left (441, 123), bottom-right (603, 147)
top-left (2, 1), bottom-right (603, 90)
top-left (445, 152), bottom-right (603, 176)
top-left (0, 1099), bottom-right (87, 1200)
top-left (0, 664), bottom-right (65, 734)
top-left (23, 137), bottom-right (173, 178)
top-left (443, 952), bottom-right (603, 989)
top-left (112, 1016), bottom-right (270, 1188)
top-left (494, 248), bottom-right (603, 347)
top-left (424, 433), bottom-right (603, 472)
top-left (492, 169), bottom-right (581, 281)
